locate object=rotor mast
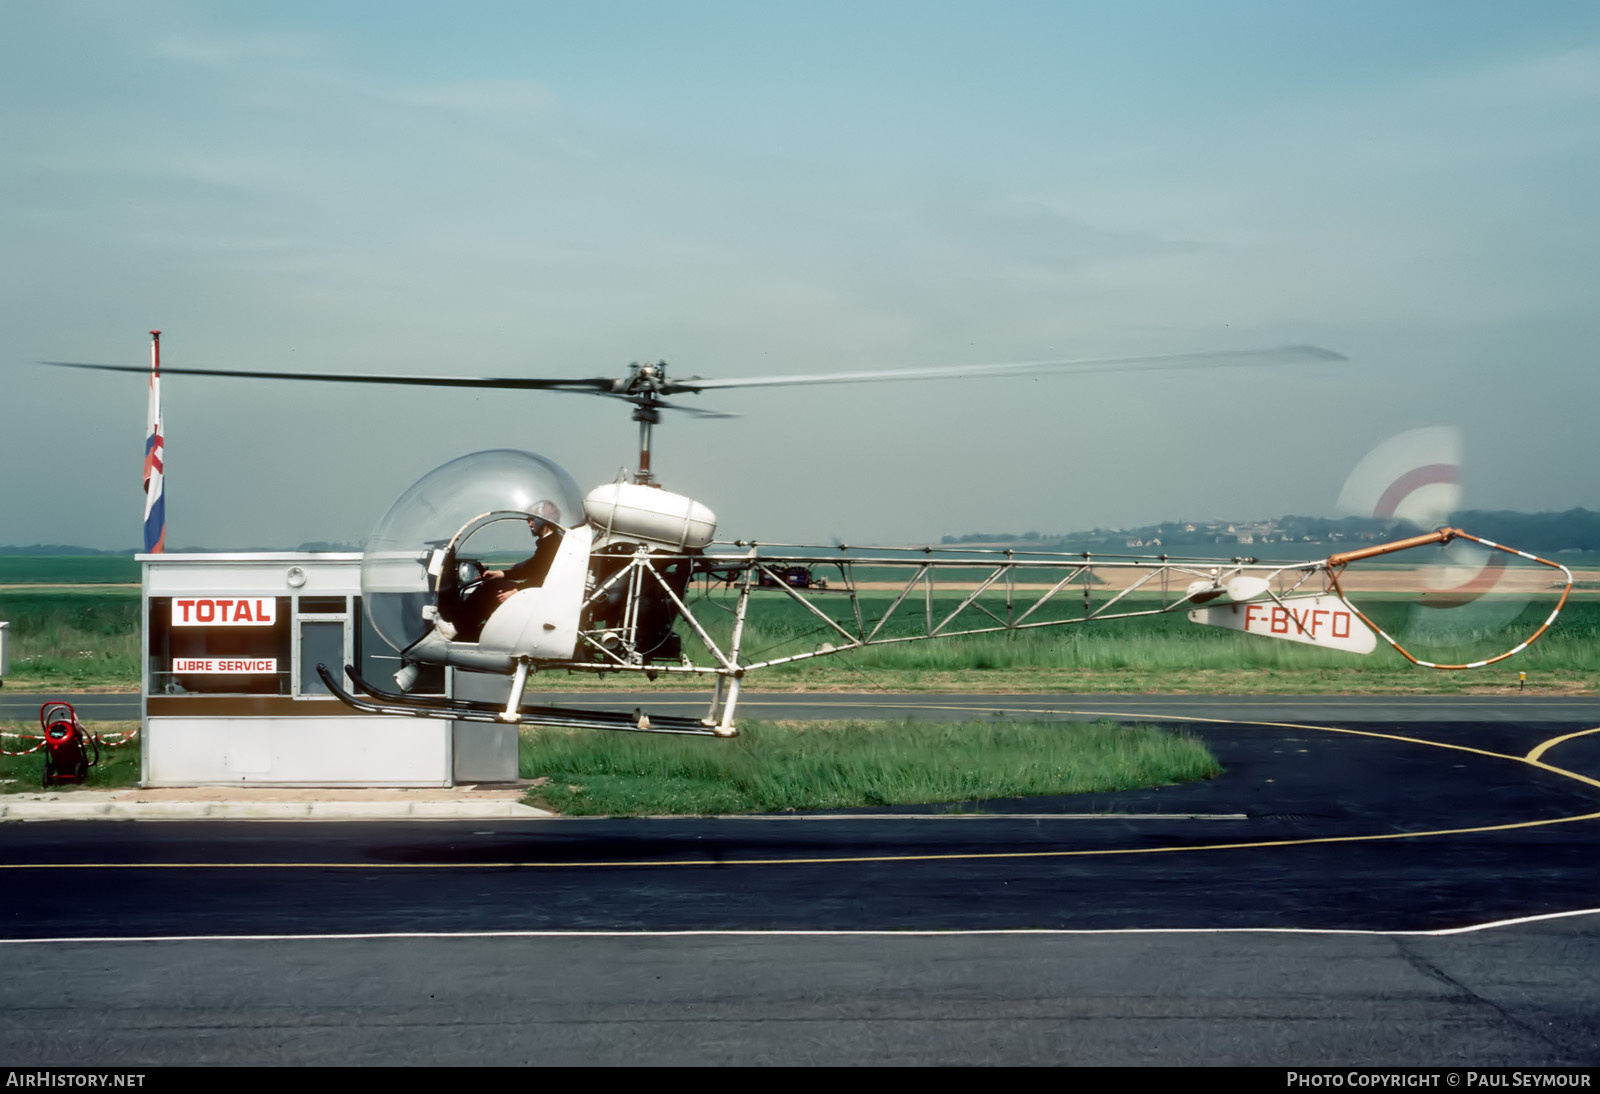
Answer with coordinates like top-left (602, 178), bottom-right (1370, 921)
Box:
top-left (632, 403), bottom-right (660, 486)
top-left (622, 361), bottom-right (670, 487)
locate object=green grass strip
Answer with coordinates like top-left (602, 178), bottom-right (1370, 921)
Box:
top-left (522, 718), bottom-right (1219, 816)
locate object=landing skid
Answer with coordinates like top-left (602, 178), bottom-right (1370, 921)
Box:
top-left (318, 663), bottom-right (731, 737)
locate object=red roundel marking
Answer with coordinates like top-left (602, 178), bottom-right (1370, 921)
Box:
top-left (1418, 553), bottom-right (1509, 610)
top-left (1373, 463), bottom-right (1459, 520)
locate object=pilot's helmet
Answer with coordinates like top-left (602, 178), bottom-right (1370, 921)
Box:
top-left (528, 499), bottom-right (562, 532)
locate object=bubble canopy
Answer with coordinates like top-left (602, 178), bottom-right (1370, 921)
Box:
top-left (361, 450), bottom-right (586, 654)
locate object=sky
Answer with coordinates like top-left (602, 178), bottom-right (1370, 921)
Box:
top-left (4, 1), bottom-right (1598, 550)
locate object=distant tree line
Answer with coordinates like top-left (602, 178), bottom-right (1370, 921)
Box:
top-left (0, 540), bottom-right (360, 554)
top-left (942, 508), bottom-right (1600, 555)
top-left (8, 513), bottom-right (1600, 556)
top-left (0, 544), bottom-right (134, 555)
top-left (1450, 508), bottom-right (1600, 553)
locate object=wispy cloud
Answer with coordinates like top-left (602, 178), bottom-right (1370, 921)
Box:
top-left (1422, 43), bottom-right (1600, 107)
top-left (148, 26), bottom-right (332, 70)
top-left (385, 79), bottom-right (551, 115)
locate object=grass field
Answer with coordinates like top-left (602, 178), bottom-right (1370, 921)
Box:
top-left (671, 586), bottom-right (1600, 693)
top-left (2, 566), bottom-right (1594, 694)
top-left (0, 556), bottom-right (139, 585)
top-left (0, 589), bottom-right (141, 688)
top-left (521, 718), bottom-right (1219, 815)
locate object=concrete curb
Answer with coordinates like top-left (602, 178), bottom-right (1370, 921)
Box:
top-left (0, 794), bottom-right (557, 821)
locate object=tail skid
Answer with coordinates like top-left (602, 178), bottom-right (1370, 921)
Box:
top-left (1325, 527), bottom-right (1574, 669)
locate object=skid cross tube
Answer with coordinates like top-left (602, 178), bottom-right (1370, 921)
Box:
top-left (320, 664), bottom-right (725, 735)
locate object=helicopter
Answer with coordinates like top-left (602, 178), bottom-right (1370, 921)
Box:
top-left (47, 347), bottom-right (1575, 736)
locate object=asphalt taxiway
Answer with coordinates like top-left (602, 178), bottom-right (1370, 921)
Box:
top-left (1, 694), bottom-right (1597, 1065)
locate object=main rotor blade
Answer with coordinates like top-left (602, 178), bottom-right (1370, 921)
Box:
top-left (665, 344), bottom-right (1345, 393)
top-left (41, 360), bottom-right (617, 393)
top-left (591, 391), bottom-right (739, 419)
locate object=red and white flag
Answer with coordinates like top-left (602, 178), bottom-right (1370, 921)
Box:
top-left (143, 330), bottom-right (165, 553)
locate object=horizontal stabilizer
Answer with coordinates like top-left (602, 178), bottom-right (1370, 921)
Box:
top-left (1187, 594), bottom-right (1376, 655)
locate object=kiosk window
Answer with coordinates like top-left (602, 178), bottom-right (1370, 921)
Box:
top-left (298, 620), bottom-right (345, 696)
top-left (147, 596), bottom-right (293, 695)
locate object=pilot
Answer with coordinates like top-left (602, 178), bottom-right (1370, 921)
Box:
top-left (469, 500), bottom-right (565, 618)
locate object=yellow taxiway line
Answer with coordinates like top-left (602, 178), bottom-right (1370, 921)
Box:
top-left (3, 706), bottom-right (1597, 872)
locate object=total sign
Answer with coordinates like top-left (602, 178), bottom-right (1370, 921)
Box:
top-left (1187, 594), bottom-right (1377, 655)
top-left (171, 598), bottom-right (277, 626)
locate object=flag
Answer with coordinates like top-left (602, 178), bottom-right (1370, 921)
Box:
top-left (143, 330), bottom-right (165, 553)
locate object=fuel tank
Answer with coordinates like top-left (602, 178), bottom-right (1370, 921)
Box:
top-left (583, 482), bottom-right (717, 550)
